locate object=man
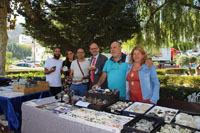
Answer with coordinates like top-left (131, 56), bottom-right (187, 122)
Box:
top-left (88, 43), bottom-right (108, 89)
top-left (70, 48), bottom-right (90, 96)
top-left (44, 48), bottom-right (63, 96)
top-left (93, 42), bottom-right (153, 99)
top-left (93, 42), bottom-right (128, 99)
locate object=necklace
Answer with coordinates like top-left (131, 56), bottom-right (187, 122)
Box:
top-left (132, 63), bottom-right (141, 71)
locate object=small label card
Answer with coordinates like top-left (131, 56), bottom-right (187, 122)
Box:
top-left (75, 101), bottom-right (90, 108)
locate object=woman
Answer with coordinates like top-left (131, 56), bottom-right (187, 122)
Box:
top-left (126, 46), bottom-right (160, 104)
top-left (62, 50), bottom-right (75, 87)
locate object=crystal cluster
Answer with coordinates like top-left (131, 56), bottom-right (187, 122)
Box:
top-left (157, 124), bottom-right (197, 133)
top-left (175, 113), bottom-right (200, 129)
top-left (146, 106), bottom-right (178, 123)
top-left (125, 102), bottom-right (153, 114)
top-left (108, 101), bottom-right (133, 112)
top-left (60, 108), bottom-right (133, 130)
top-left (132, 119), bottom-right (155, 132)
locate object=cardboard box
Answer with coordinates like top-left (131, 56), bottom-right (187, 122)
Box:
top-left (37, 81), bottom-right (49, 87)
top-left (13, 84), bottom-right (36, 95)
top-left (13, 84), bottom-right (26, 92)
top-left (24, 87), bottom-right (36, 95)
top-left (13, 81), bottom-right (50, 95)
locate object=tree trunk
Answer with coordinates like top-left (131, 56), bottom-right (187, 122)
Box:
top-left (196, 64), bottom-right (200, 75)
top-left (188, 65), bottom-right (193, 75)
top-left (0, 0), bottom-right (8, 76)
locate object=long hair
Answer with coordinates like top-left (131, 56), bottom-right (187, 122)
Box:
top-left (129, 46), bottom-right (147, 65)
top-left (65, 49), bottom-right (74, 65)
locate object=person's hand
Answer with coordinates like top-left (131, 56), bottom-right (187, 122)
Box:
top-left (145, 57), bottom-right (153, 68)
top-left (88, 66), bottom-right (97, 71)
top-left (72, 80), bottom-right (77, 83)
top-left (92, 84), bottom-right (98, 89)
top-left (50, 67), bottom-right (56, 72)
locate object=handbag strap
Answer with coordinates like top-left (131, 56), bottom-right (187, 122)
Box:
top-left (77, 60), bottom-right (85, 77)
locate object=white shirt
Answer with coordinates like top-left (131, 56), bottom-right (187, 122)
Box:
top-left (70, 59), bottom-right (90, 84)
top-left (90, 53), bottom-right (99, 74)
top-left (44, 58), bottom-right (63, 87)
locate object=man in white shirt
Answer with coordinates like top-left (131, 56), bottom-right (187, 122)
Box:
top-left (70, 48), bottom-right (90, 96)
top-left (44, 48), bottom-right (63, 96)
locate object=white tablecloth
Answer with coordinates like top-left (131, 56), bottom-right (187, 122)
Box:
top-left (22, 97), bottom-right (116, 133)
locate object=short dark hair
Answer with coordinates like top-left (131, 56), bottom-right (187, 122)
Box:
top-left (53, 47), bottom-right (60, 51)
top-left (77, 48), bottom-right (85, 52)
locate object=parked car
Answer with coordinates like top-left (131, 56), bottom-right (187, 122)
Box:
top-left (8, 63), bottom-right (44, 70)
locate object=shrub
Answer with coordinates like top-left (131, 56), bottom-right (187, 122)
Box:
top-left (158, 75), bottom-right (200, 88)
top-left (158, 75), bottom-right (169, 86)
top-left (165, 68), bottom-right (188, 75)
top-left (156, 69), bottom-right (166, 75)
top-left (160, 86), bottom-right (200, 101)
top-left (183, 76), bottom-right (200, 88)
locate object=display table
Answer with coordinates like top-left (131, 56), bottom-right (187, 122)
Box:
top-left (22, 97), bottom-right (118, 133)
top-left (0, 90), bottom-right (52, 131)
top-left (22, 98), bottom-right (200, 133)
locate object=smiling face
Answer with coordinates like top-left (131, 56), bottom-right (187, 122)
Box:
top-left (133, 50), bottom-right (144, 63)
top-left (90, 43), bottom-right (100, 56)
top-left (53, 48), bottom-right (61, 59)
top-left (76, 48), bottom-right (85, 60)
top-left (129, 46), bottom-right (147, 64)
top-left (66, 50), bottom-right (74, 60)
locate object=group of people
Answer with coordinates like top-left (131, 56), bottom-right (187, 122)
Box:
top-left (44, 41), bottom-right (160, 104)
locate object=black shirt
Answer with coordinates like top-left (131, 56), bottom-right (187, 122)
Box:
top-left (62, 60), bottom-right (72, 76)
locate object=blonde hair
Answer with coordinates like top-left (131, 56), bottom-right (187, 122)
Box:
top-left (129, 46), bottom-right (147, 65)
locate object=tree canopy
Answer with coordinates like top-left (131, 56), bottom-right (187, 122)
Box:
top-left (18, 0), bottom-right (140, 54)
top-left (135, 0), bottom-right (200, 49)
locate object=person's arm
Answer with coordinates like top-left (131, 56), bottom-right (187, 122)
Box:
top-left (149, 66), bottom-right (160, 104)
top-left (70, 69), bottom-right (73, 79)
top-left (44, 67), bottom-right (55, 75)
top-left (92, 72), bottom-right (107, 89)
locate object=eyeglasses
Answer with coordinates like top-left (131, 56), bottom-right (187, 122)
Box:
top-left (77, 52), bottom-right (85, 54)
top-left (90, 48), bottom-right (98, 50)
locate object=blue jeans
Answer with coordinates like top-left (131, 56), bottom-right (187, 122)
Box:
top-left (70, 83), bottom-right (87, 96)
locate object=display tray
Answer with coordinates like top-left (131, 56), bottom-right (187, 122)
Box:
top-left (75, 99), bottom-right (117, 111)
top-left (105, 101), bottom-right (133, 115)
top-left (171, 110), bottom-right (200, 131)
top-left (87, 103), bottom-right (113, 111)
top-left (145, 106), bottom-right (178, 123)
top-left (53, 106), bottom-right (71, 114)
top-left (123, 115), bottom-right (164, 133)
top-left (121, 129), bottom-right (131, 133)
top-left (154, 123), bottom-right (200, 133)
top-left (83, 91), bottom-right (119, 111)
top-left (122, 102), bottom-right (154, 117)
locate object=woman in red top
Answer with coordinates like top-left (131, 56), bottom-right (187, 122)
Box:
top-left (126, 46), bottom-right (160, 104)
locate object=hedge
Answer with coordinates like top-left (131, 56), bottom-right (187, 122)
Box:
top-left (158, 75), bottom-right (200, 88)
top-left (160, 86), bottom-right (200, 101)
top-left (156, 68), bottom-right (196, 75)
top-left (6, 70), bottom-right (44, 75)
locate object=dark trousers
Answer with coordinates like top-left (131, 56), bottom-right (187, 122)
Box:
top-left (50, 87), bottom-right (61, 96)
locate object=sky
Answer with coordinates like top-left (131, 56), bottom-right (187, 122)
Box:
top-left (16, 15), bottom-right (25, 24)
